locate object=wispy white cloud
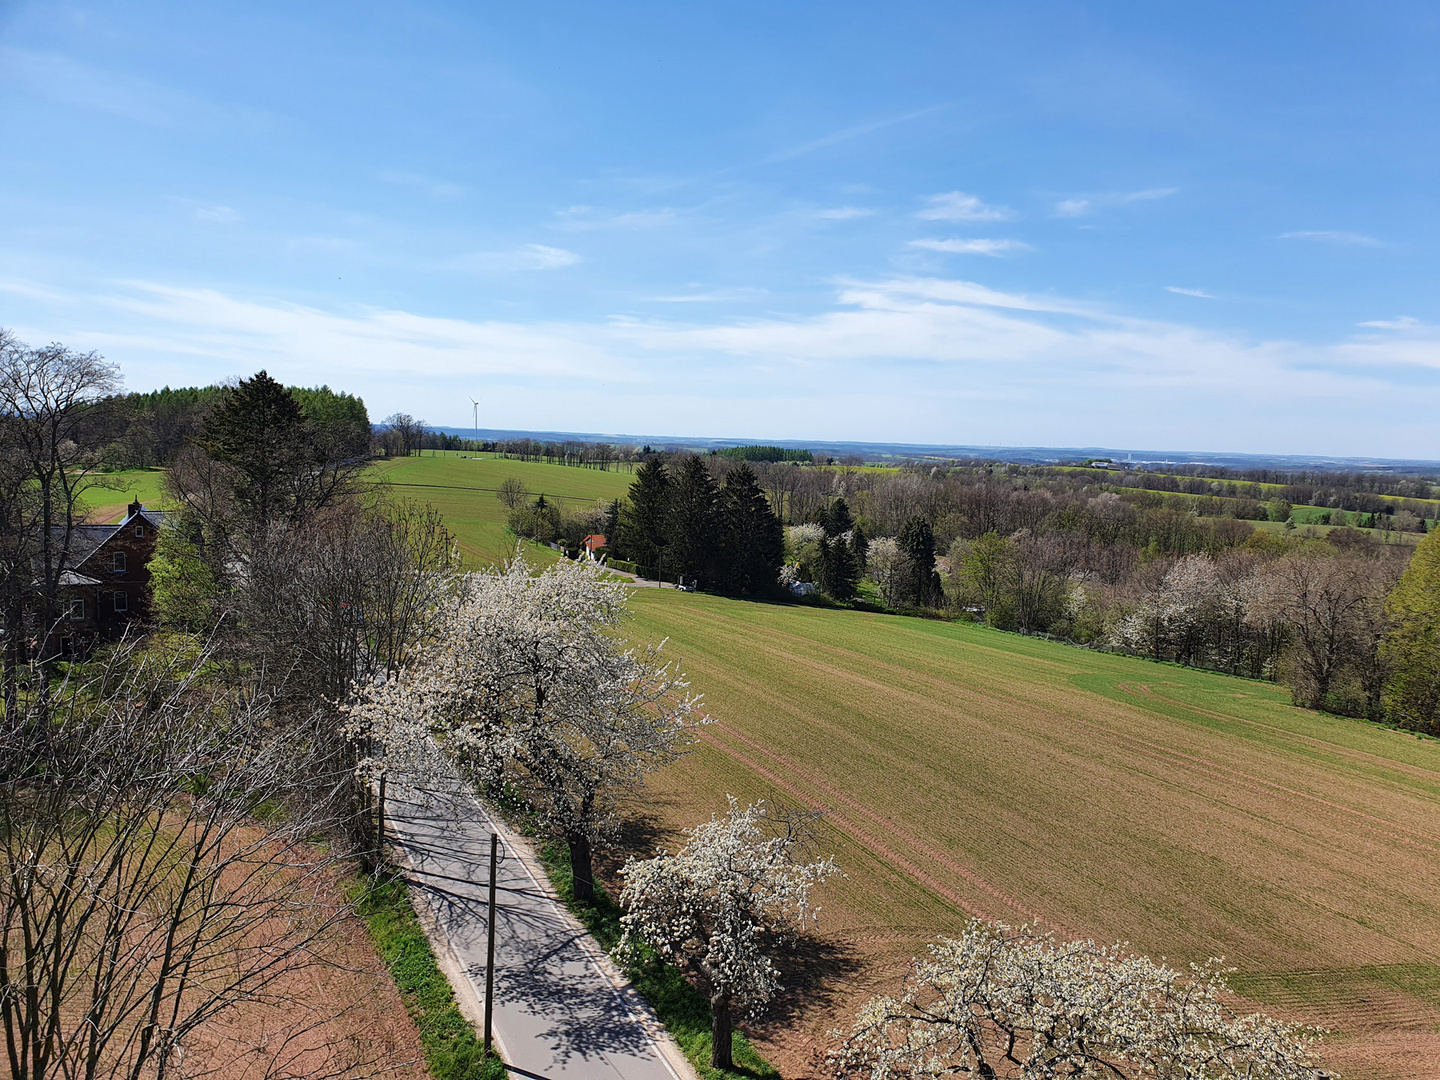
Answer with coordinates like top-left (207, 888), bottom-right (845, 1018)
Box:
top-left (1359, 316), bottom-right (1424, 330)
top-left (815, 206), bottom-right (875, 220)
top-left (22, 276), bottom-right (1440, 455)
top-left (917, 191), bottom-right (1014, 222)
top-left (447, 244), bottom-right (581, 271)
top-left (760, 106), bottom-right (945, 165)
top-left (94, 282), bottom-right (612, 381)
top-left (551, 205), bottom-right (678, 231)
top-left (1055, 188), bottom-right (1178, 217)
top-left (1166, 286), bottom-right (1215, 298)
top-left (909, 238), bottom-right (1030, 256)
top-left (194, 205), bottom-right (240, 224)
top-left (1280, 230), bottom-right (1384, 247)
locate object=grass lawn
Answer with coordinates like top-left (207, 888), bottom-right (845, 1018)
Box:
top-left (619, 589), bottom-right (1440, 1080)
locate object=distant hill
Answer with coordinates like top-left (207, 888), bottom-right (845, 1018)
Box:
top-left (424, 426), bottom-right (1440, 475)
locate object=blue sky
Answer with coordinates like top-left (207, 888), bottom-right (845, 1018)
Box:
top-left (1, 1), bottom-right (1438, 456)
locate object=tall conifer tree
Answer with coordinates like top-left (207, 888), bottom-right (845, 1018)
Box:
top-left (898, 516), bottom-right (942, 607)
top-left (720, 463), bottom-right (782, 596)
top-left (619, 460), bottom-right (670, 576)
top-left (668, 456), bottom-right (721, 587)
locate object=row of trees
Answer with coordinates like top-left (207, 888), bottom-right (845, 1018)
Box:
top-left (613, 457), bottom-right (784, 595)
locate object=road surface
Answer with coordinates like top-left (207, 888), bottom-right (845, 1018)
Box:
top-left (386, 768), bottom-right (696, 1080)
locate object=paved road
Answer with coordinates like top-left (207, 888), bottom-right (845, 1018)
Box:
top-left (386, 769), bottom-right (694, 1080)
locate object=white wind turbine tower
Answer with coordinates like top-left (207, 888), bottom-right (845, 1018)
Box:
top-left (469, 397), bottom-right (479, 446)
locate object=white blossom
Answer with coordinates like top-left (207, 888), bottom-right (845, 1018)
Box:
top-left (345, 549), bottom-right (705, 884)
top-left (829, 921), bottom-right (1327, 1080)
top-left (866, 537), bottom-right (907, 606)
top-left (787, 523), bottom-right (826, 545)
top-left (616, 797), bottom-right (839, 1029)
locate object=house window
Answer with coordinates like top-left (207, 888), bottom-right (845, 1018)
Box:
top-left (135, 524), bottom-right (144, 538)
top-left (113, 591), bottom-right (128, 613)
top-left (69, 598), bottom-right (84, 621)
top-left (113, 551), bottom-right (126, 573)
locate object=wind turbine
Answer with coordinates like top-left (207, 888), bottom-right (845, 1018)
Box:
top-left (469, 397), bottom-right (479, 446)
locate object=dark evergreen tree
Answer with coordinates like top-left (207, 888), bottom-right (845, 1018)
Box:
top-left (823, 497), bottom-right (854, 538)
top-left (897, 516), bottom-right (942, 607)
top-left (196, 370), bottom-right (309, 528)
top-left (816, 534), bottom-right (859, 601)
top-left (719, 463), bottom-right (783, 596)
top-left (602, 499), bottom-right (622, 556)
top-left (668, 456), bottom-right (721, 587)
top-left (849, 522), bottom-right (869, 573)
top-left (619, 460), bottom-right (670, 575)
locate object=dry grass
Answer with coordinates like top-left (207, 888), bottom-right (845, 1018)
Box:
top-left (622, 591), bottom-right (1440, 1079)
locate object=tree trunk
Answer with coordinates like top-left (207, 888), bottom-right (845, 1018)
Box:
top-left (710, 992), bottom-right (733, 1070)
top-left (568, 833), bottom-right (595, 903)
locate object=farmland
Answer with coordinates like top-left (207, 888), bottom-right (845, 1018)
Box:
top-left (623, 590), bottom-right (1440, 1079)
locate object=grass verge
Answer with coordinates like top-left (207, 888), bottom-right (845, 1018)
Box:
top-left (535, 840), bottom-right (781, 1080)
top-left (349, 872), bottom-right (506, 1080)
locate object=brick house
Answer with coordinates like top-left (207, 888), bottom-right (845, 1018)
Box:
top-left (52, 501), bottom-right (168, 641)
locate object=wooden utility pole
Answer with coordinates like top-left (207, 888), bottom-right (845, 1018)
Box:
top-left (484, 833), bottom-right (499, 1052)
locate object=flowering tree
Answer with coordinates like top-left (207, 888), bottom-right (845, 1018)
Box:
top-left (616, 797), bottom-right (840, 1069)
top-left (1112, 554), bottom-right (1222, 663)
top-left (829, 922), bottom-right (1326, 1080)
top-left (866, 537), bottom-right (908, 606)
top-left (349, 550), bottom-right (703, 900)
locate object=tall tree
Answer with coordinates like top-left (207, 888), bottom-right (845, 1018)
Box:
top-left (0, 333), bottom-right (121, 672)
top-left (720, 463), bottom-right (782, 595)
top-left (351, 553), bottom-right (702, 901)
top-left (897, 516), bottom-right (942, 608)
top-left (174, 370), bottom-right (367, 559)
top-left (667, 456), bottom-right (721, 588)
top-left (619, 459), bottom-right (670, 576)
top-left (1382, 528), bottom-right (1440, 731)
top-left (823, 496), bottom-right (854, 537)
top-left (194, 370), bottom-right (309, 529)
top-left (848, 522), bottom-right (868, 572)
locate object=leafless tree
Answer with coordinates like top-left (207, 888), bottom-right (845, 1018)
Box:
top-left (382, 413), bottom-right (425, 458)
top-left (1256, 555), bottom-right (1380, 708)
top-left (496, 476), bottom-right (527, 510)
top-left (0, 642), bottom-right (379, 1080)
top-left (0, 332), bottom-right (122, 673)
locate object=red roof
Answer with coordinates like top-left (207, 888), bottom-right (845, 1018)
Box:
top-left (582, 534), bottom-right (607, 551)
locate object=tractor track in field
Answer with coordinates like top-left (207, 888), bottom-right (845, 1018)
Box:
top-left (667, 604), bottom-right (1440, 856)
top-left (698, 722), bottom-right (1057, 932)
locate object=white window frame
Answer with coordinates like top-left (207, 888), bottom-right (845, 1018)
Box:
top-left (113, 551), bottom-right (126, 574)
top-left (69, 598), bottom-right (85, 621)
top-left (113, 591), bottom-right (128, 613)
top-left (135, 523), bottom-right (144, 538)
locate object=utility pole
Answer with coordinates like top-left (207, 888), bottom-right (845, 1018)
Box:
top-left (484, 832), bottom-right (499, 1053)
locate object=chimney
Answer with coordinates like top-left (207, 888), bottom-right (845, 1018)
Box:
top-left (128, 500), bottom-right (142, 519)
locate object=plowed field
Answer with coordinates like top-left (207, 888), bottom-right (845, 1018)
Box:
top-left (624, 590), bottom-right (1440, 1079)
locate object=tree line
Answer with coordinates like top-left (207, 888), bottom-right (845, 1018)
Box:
top-left (607, 456), bottom-right (784, 595)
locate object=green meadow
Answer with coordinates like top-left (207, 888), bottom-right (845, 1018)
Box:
top-left (368, 452), bottom-right (635, 566)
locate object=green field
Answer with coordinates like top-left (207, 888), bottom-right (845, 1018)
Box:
top-left (622, 590), bottom-right (1440, 1079)
top-left (368, 452), bottom-right (634, 566)
top-left (83, 468), bottom-right (171, 522)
